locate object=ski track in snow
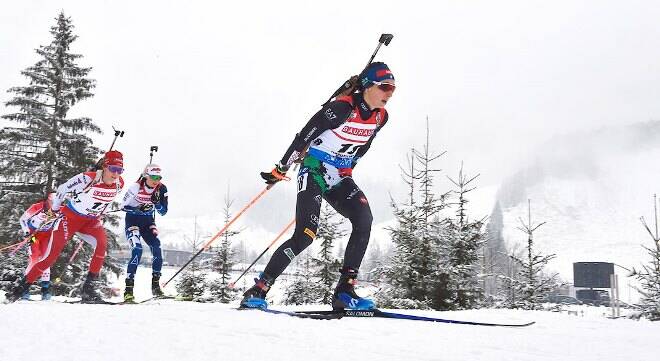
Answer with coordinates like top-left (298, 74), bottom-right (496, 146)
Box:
top-left (2, 299), bottom-right (660, 361)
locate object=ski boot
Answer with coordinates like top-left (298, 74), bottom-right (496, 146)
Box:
top-left (4, 277), bottom-right (31, 303)
top-left (40, 281), bottom-right (51, 301)
top-left (124, 278), bottom-right (135, 303)
top-left (151, 273), bottom-right (164, 298)
top-left (240, 273), bottom-right (273, 309)
top-left (80, 273), bottom-right (105, 303)
top-left (332, 267), bottom-right (375, 310)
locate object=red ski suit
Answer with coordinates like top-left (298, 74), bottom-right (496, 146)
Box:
top-left (25, 172), bottom-right (124, 283)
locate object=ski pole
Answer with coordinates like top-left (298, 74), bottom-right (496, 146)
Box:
top-left (228, 218), bottom-right (295, 289)
top-left (149, 145), bottom-right (158, 164)
top-left (109, 126), bottom-right (125, 151)
top-left (323, 33), bottom-right (394, 106)
top-left (0, 240), bottom-right (26, 252)
top-left (92, 126), bottom-right (125, 171)
top-left (162, 185), bottom-right (275, 288)
top-left (147, 145), bottom-right (160, 222)
top-left (67, 238), bottom-right (85, 263)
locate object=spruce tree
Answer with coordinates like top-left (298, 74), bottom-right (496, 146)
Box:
top-left (0, 12), bottom-right (99, 241)
top-left (311, 203), bottom-right (344, 304)
top-left (0, 12), bottom-right (123, 294)
top-left (443, 163), bottom-right (486, 309)
top-left (501, 200), bottom-right (557, 309)
top-left (379, 150), bottom-right (426, 308)
top-left (208, 194), bottom-right (239, 303)
top-left (176, 217), bottom-right (208, 301)
top-left (380, 120), bottom-right (448, 309)
top-left (633, 195), bottom-right (660, 320)
top-left (482, 202), bottom-right (508, 302)
top-left (283, 251), bottom-right (321, 305)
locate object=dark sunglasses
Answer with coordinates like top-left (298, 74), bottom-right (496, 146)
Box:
top-left (107, 165), bottom-right (124, 174)
top-left (373, 81), bottom-right (396, 92)
top-left (149, 175), bottom-right (162, 181)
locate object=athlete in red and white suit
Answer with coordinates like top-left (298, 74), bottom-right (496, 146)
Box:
top-left (19, 194), bottom-right (56, 285)
top-left (5, 151), bottom-right (125, 303)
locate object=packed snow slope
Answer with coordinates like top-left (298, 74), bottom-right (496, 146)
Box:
top-left (2, 299), bottom-right (660, 361)
top-left (498, 122), bottom-right (660, 280)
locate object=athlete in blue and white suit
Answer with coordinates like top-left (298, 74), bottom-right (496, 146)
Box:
top-left (121, 164), bottom-right (168, 302)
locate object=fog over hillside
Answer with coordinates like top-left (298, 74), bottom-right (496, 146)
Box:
top-left (496, 121), bottom-right (660, 298)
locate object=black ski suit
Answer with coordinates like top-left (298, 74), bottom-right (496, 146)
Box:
top-left (263, 92), bottom-right (388, 281)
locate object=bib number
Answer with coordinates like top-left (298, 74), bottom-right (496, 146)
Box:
top-left (297, 173), bottom-right (308, 193)
top-left (338, 144), bottom-right (362, 155)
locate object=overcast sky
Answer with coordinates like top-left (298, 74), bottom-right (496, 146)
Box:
top-left (2, 1), bottom-right (660, 231)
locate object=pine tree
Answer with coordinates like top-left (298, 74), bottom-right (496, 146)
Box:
top-left (380, 119), bottom-right (448, 309)
top-left (379, 150), bottom-right (426, 308)
top-left (0, 13), bottom-right (123, 294)
top-left (501, 200), bottom-right (557, 309)
top-left (311, 203), bottom-right (344, 304)
top-left (482, 202), bottom-right (508, 302)
top-left (208, 194), bottom-right (239, 303)
top-left (282, 251), bottom-right (321, 305)
top-left (633, 195), bottom-right (660, 320)
top-left (0, 12), bottom-right (99, 240)
top-left (443, 163), bottom-right (486, 310)
top-left (176, 216), bottom-right (208, 301)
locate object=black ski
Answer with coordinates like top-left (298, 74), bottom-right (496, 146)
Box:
top-left (238, 307), bottom-right (343, 320)
top-left (124, 295), bottom-right (177, 305)
top-left (298, 309), bottom-right (535, 327)
top-left (62, 299), bottom-right (123, 305)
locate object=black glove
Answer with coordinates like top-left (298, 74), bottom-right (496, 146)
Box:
top-left (151, 189), bottom-right (161, 204)
top-left (139, 203), bottom-right (154, 213)
top-left (260, 163), bottom-right (290, 185)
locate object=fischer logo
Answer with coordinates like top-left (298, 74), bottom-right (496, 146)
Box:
top-left (341, 126), bottom-right (373, 137)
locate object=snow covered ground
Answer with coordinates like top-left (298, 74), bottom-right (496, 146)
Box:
top-left (2, 267), bottom-right (660, 361)
top-left (2, 298), bottom-right (659, 361)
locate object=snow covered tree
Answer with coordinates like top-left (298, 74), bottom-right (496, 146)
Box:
top-left (633, 195), bottom-right (660, 320)
top-left (501, 200), bottom-right (557, 309)
top-left (361, 241), bottom-right (385, 282)
top-left (176, 271), bottom-right (207, 301)
top-left (0, 13), bottom-right (124, 294)
top-left (379, 120), bottom-right (448, 309)
top-left (282, 251), bottom-right (321, 305)
top-left (208, 194), bottom-right (240, 303)
top-left (442, 164), bottom-right (486, 309)
top-left (311, 203), bottom-right (344, 304)
top-left (482, 202), bottom-right (508, 301)
top-left (176, 216), bottom-right (208, 301)
top-left (0, 12), bottom-right (99, 242)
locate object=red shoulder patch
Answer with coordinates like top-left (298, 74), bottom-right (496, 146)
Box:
top-left (335, 95), bottom-right (354, 106)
